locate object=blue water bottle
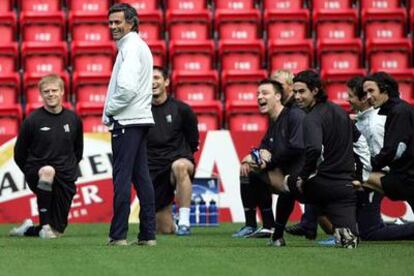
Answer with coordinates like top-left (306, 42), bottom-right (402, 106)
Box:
top-left (208, 200), bottom-right (218, 226)
top-left (190, 200), bottom-right (196, 226)
top-left (198, 200), bottom-right (207, 225)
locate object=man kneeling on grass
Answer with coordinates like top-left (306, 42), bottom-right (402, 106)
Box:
top-left (10, 74), bottom-right (83, 239)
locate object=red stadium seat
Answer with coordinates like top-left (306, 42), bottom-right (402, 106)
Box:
top-left (219, 40), bottom-right (264, 71)
top-left (321, 69), bottom-right (366, 109)
top-left (265, 9), bottom-right (309, 41)
top-left (169, 40), bottom-right (215, 71)
top-left (222, 70), bottom-right (267, 106)
top-left (264, 0), bottom-right (304, 10)
top-left (268, 39), bottom-right (313, 73)
top-left (167, 0), bottom-right (207, 10)
top-left (0, 105), bottom-right (22, 136)
top-left (21, 42), bottom-right (67, 74)
top-left (0, 73), bottom-right (20, 105)
top-left (113, 0), bottom-right (160, 11)
top-left (23, 72), bottom-right (70, 104)
top-left (317, 39), bottom-right (362, 71)
top-left (167, 10), bottom-right (212, 41)
top-left (226, 103), bottom-right (268, 131)
top-left (71, 41), bottom-right (116, 75)
top-left (138, 10), bottom-right (164, 41)
top-left (215, 0), bottom-right (256, 10)
top-left (76, 103), bottom-right (108, 133)
top-left (0, 0), bottom-right (14, 12)
top-left (370, 68), bottom-right (414, 103)
top-left (313, 9), bottom-right (358, 40)
top-left (362, 9), bottom-right (407, 40)
top-left (0, 12), bottom-right (16, 43)
top-left (186, 101), bottom-right (223, 132)
top-left (311, 0), bottom-right (353, 10)
top-left (69, 12), bottom-right (111, 42)
top-left (20, 12), bottom-right (66, 43)
top-left (361, 0), bottom-right (400, 9)
top-left (0, 43), bottom-right (18, 73)
top-left (215, 10), bottom-right (261, 40)
top-left (73, 72), bottom-right (110, 105)
top-left (19, 0), bottom-right (61, 12)
top-left (68, 0), bottom-right (110, 13)
top-left (172, 70), bottom-right (219, 102)
top-left (366, 38), bottom-right (412, 70)
top-left (148, 40), bottom-right (167, 67)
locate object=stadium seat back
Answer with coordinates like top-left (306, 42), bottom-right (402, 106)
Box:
top-left (173, 54), bottom-right (213, 71)
top-left (270, 52), bottom-right (311, 73)
top-left (138, 11), bottom-right (163, 41)
top-left (312, 0), bottom-right (352, 10)
top-left (196, 114), bottom-right (220, 132)
top-left (24, 54), bottom-right (65, 74)
top-left (221, 52), bottom-right (261, 71)
top-left (68, 0), bottom-right (110, 13)
top-left (0, 14), bottom-right (16, 43)
top-left (320, 52), bottom-right (360, 71)
top-left (365, 21), bottom-right (405, 40)
top-left (0, 0), bottom-right (13, 12)
top-left (369, 52), bottom-right (410, 70)
top-left (167, 11), bottom-right (212, 41)
top-left (70, 14), bottom-right (111, 42)
top-left (361, 0), bottom-right (400, 9)
top-left (167, 0), bottom-right (207, 10)
top-left (316, 20), bottom-right (356, 40)
top-left (264, 0), bottom-right (303, 9)
top-left (114, 0), bottom-right (159, 11)
top-left (228, 114), bottom-right (268, 131)
top-left (20, 0), bottom-right (61, 12)
top-left (21, 13), bottom-right (65, 43)
top-left (82, 115), bottom-right (109, 133)
top-left (0, 86), bottom-right (17, 105)
top-left (0, 117), bottom-right (19, 135)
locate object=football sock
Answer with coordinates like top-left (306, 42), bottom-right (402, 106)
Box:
top-left (257, 175), bottom-right (274, 229)
top-left (240, 175), bottom-right (257, 228)
top-left (178, 207), bottom-right (190, 227)
top-left (36, 180), bottom-right (53, 226)
top-left (273, 193), bottom-right (295, 240)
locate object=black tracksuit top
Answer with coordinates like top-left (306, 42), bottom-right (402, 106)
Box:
top-left (14, 107), bottom-right (84, 182)
top-left (372, 97), bottom-right (414, 175)
top-left (147, 96), bottom-right (199, 171)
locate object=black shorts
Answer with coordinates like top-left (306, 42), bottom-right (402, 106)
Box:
top-left (25, 170), bottom-right (76, 233)
top-left (381, 173), bottom-right (414, 201)
top-left (150, 160), bottom-right (195, 212)
top-left (151, 167), bottom-right (175, 212)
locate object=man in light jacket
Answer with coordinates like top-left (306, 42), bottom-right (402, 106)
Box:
top-left (103, 3), bottom-right (156, 246)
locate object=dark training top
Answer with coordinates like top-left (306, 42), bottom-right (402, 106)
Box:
top-left (298, 101), bottom-right (355, 181)
top-left (147, 96), bottom-right (199, 171)
top-left (14, 107), bottom-right (84, 182)
top-left (372, 98), bottom-right (414, 175)
top-left (259, 104), bottom-right (306, 174)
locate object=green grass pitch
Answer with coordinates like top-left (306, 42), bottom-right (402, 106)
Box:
top-left (1, 223), bottom-right (413, 276)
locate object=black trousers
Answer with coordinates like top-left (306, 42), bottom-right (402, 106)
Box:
top-left (109, 126), bottom-right (156, 241)
top-left (291, 175), bottom-right (358, 235)
top-left (26, 171), bottom-right (75, 233)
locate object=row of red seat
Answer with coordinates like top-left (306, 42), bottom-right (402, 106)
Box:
top-left (1, 38), bottom-right (413, 75)
top-left (1, 0), bottom-right (413, 12)
top-left (1, 6), bottom-right (413, 43)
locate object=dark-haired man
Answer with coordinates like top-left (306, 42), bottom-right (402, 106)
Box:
top-left (233, 79), bottom-right (305, 240)
top-left (358, 72), bottom-right (414, 202)
top-left (266, 70), bottom-right (359, 248)
top-left (103, 3), bottom-right (156, 246)
top-left (148, 66), bottom-right (199, 236)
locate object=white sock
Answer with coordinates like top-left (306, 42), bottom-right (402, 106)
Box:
top-left (178, 207), bottom-right (190, 227)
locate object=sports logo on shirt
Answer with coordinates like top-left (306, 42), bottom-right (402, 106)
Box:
top-left (40, 127), bottom-right (51, 131)
top-left (166, 114), bottom-right (172, 123)
top-left (64, 124), bottom-right (70, 133)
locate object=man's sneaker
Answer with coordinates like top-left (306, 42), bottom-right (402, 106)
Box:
top-left (107, 239), bottom-right (128, 246)
top-left (267, 237), bottom-right (286, 247)
top-left (9, 219), bottom-right (33, 237)
top-left (317, 236), bottom-right (336, 246)
top-left (232, 226), bottom-right (257, 238)
top-left (334, 228), bottom-right (358, 249)
top-left (285, 223), bottom-right (317, 240)
top-left (176, 225), bottom-right (191, 236)
top-left (39, 225), bottom-right (58, 239)
top-left (247, 227), bottom-right (273, 238)
top-left (130, 240), bottom-right (157, 246)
